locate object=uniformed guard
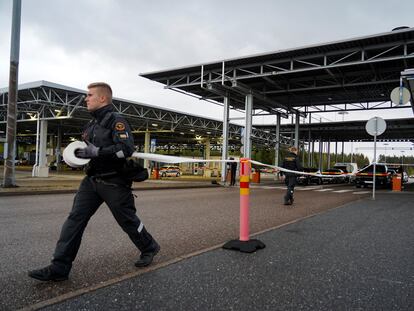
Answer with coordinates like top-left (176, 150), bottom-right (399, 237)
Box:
top-left (281, 146), bottom-right (303, 206)
top-left (28, 82), bottom-right (160, 281)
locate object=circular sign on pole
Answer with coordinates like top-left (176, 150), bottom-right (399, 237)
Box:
top-left (390, 86), bottom-right (411, 106)
top-left (366, 117), bottom-right (386, 136)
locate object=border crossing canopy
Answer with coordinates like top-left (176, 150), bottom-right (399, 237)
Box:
top-left (140, 27), bottom-right (414, 116)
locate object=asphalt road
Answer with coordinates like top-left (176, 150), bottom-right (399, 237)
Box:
top-left (44, 193), bottom-right (414, 311)
top-left (0, 184), bottom-right (370, 310)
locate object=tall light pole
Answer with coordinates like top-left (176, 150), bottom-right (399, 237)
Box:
top-left (337, 111), bottom-right (349, 162)
top-left (3, 0), bottom-right (22, 188)
top-left (383, 143), bottom-right (389, 163)
top-left (401, 150), bottom-right (405, 166)
top-left (337, 111), bottom-right (349, 122)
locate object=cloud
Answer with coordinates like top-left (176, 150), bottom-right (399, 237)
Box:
top-left (1, 0), bottom-right (413, 123)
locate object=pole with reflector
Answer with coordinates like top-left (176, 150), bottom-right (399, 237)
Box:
top-left (223, 158), bottom-right (265, 253)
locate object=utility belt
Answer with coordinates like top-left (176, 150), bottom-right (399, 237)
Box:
top-left (89, 171), bottom-right (119, 179)
top-left (85, 164), bottom-right (119, 179)
top-left (85, 159), bottom-right (148, 182)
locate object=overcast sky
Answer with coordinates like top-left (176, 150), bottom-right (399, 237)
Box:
top-left (1, 0), bottom-right (413, 160)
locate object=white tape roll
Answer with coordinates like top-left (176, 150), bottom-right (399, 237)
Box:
top-left (63, 141), bottom-right (90, 168)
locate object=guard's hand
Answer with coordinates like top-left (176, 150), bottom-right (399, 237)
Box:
top-left (75, 140), bottom-right (100, 159)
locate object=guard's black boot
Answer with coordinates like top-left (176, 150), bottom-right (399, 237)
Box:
top-left (28, 265), bottom-right (69, 282)
top-left (135, 242), bottom-right (160, 267)
top-left (283, 194), bottom-right (291, 205)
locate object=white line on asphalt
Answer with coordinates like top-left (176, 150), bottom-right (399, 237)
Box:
top-left (315, 188), bottom-right (334, 192)
top-left (332, 189), bottom-right (353, 193)
top-left (352, 191), bottom-right (371, 194)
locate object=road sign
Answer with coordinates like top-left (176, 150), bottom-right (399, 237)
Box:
top-left (150, 138), bottom-right (156, 153)
top-left (365, 117), bottom-right (386, 136)
top-left (390, 86), bottom-right (411, 106)
top-left (365, 117), bottom-right (387, 201)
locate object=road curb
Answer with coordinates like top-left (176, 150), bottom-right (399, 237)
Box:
top-left (0, 184), bottom-right (222, 197)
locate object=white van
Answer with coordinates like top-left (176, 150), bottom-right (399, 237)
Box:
top-left (333, 163), bottom-right (359, 182)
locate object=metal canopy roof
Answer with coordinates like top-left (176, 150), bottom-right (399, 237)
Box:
top-left (254, 118), bottom-right (414, 143)
top-left (141, 28), bottom-right (414, 116)
top-left (401, 68), bottom-right (414, 113)
top-left (0, 81), bottom-right (283, 146)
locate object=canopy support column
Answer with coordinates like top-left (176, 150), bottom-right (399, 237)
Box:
top-left (243, 94), bottom-right (253, 159)
top-left (221, 96), bottom-right (230, 183)
top-left (33, 120), bottom-right (49, 177)
top-left (274, 114), bottom-right (280, 166)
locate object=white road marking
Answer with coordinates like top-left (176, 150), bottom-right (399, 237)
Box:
top-left (296, 187), bottom-right (319, 191)
top-left (250, 186), bottom-right (370, 196)
top-left (250, 185), bottom-right (285, 190)
top-left (332, 189), bottom-right (353, 193)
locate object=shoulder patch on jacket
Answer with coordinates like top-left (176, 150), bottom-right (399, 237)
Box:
top-left (115, 122), bottom-right (126, 131)
top-left (118, 133), bottom-right (128, 139)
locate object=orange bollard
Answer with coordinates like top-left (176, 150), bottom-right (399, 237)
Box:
top-left (392, 174), bottom-right (402, 191)
top-left (152, 168), bottom-right (160, 179)
top-left (223, 158), bottom-right (266, 253)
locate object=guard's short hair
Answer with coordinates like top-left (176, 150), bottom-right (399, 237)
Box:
top-left (87, 82), bottom-right (112, 101)
top-left (289, 146), bottom-right (298, 153)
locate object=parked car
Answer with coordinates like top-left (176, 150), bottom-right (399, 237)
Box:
top-left (260, 167), bottom-right (277, 174)
top-left (333, 162), bottom-right (358, 183)
top-left (387, 166), bottom-right (409, 184)
top-left (355, 164), bottom-right (392, 188)
top-left (159, 165), bottom-right (181, 177)
top-left (320, 168), bottom-right (346, 184)
top-left (296, 168), bottom-right (321, 185)
top-left (402, 171), bottom-right (409, 183)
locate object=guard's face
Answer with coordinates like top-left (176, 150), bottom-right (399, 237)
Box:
top-left (85, 87), bottom-right (107, 112)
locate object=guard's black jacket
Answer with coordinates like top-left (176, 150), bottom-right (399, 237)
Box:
top-left (281, 152), bottom-right (303, 175)
top-left (82, 104), bottom-right (135, 176)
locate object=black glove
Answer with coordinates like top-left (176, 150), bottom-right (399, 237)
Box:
top-left (75, 140), bottom-right (100, 159)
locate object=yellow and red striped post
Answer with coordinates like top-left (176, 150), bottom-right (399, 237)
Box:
top-left (222, 158), bottom-right (265, 253)
top-left (239, 158), bottom-right (251, 241)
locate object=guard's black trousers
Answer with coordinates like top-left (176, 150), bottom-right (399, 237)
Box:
top-left (284, 174), bottom-right (297, 203)
top-left (51, 176), bottom-right (157, 274)
top-left (230, 169), bottom-right (236, 186)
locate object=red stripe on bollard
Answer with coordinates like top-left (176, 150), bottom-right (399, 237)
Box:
top-left (239, 181), bottom-right (249, 188)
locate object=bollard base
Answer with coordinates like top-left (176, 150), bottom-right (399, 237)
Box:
top-left (222, 239), bottom-right (265, 253)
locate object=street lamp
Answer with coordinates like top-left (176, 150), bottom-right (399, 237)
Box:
top-left (401, 150), bottom-right (405, 166)
top-left (337, 111), bottom-right (349, 161)
top-left (383, 143), bottom-right (389, 163)
top-left (337, 111), bottom-right (349, 122)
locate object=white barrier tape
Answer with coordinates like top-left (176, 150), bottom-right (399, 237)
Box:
top-left (250, 160), bottom-right (348, 178)
top-left (63, 141), bottom-right (238, 168)
top-left (133, 153), bottom-right (346, 179)
top-left (62, 141), bottom-right (90, 168)
top-left (63, 141), bottom-right (348, 179)
top-left (132, 152), bottom-right (238, 164)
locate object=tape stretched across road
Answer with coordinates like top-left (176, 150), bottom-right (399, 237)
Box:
top-left (132, 152), bottom-right (346, 178)
top-left (63, 141), bottom-right (347, 178)
top-left (132, 152), bottom-right (238, 164)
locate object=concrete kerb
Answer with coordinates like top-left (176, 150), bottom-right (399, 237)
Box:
top-left (0, 183), bottom-right (221, 197)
